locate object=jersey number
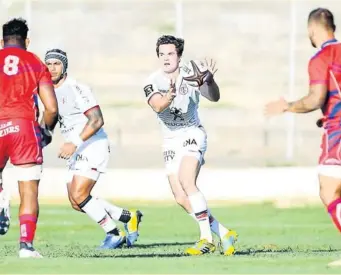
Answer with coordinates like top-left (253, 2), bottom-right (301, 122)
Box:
top-left (3, 55), bottom-right (19, 76)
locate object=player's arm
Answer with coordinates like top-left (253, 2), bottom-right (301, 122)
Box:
top-left (144, 80), bottom-right (176, 113)
top-left (79, 105), bottom-right (104, 141)
top-left (286, 57), bottom-right (328, 113)
top-left (38, 66), bottom-right (59, 131)
top-left (286, 84), bottom-right (327, 113)
top-left (199, 77), bottom-right (220, 102)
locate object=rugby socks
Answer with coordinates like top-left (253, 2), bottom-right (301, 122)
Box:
top-left (208, 210), bottom-right (229, 238)
top-left (79, 195), bottom-right (118, 234)
top-left (189, 210), bottom-right (229, 238)
top-left (188, 191), bottom-right (213, 243)
top-left (328, 198), bottom-right (341, 232)
top-left (19, 214), bottom-right (37, 244)
top-left (97, 198), bottom-right (131, 223)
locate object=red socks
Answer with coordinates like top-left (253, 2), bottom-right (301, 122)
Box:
top-left (328, 198), bottom-right (341, 232)
top-left (19, 214), bottom-right (37, 243)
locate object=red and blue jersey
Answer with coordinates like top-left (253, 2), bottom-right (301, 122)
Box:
top-left (0, 46), bottom-right (52, 121)
top-left (309, 39), bottom-right (341, 129)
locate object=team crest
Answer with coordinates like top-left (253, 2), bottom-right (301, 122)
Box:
top-left (179, 84), bottom-right (188, 95)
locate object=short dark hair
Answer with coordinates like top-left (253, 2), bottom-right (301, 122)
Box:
top-left (156, 35), bottom-right (184, 57)
top-left (308, 8), bottom-right (336, 32)
top-left (2, 18), bottom-right (29, 43)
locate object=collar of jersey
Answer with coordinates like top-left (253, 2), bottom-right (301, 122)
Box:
top-left (3, 44), bottom-right (25, 49)
top-left (321, 38), bottom-right (338, 49)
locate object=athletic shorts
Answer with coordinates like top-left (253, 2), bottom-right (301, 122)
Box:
top-left (162, 125), bottom-right (207, 175)
top-left (0, 119), bottom-right (43, 168)
top-left (67, 135), bottom-right (110, 181)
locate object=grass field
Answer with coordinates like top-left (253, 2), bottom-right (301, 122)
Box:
top-left (1, 202), bottom-right (341, 274)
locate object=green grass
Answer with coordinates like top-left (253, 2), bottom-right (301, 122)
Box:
top-left (1, 203), bottom-right (341, 274)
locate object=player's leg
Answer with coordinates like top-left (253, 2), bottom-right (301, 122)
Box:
top-left (67, 182), bottom-right (142, 240)
top-left (67, 173), bottom-right (125, 249)
top-left (0, 136), bottom-right (10, 236)
top-left (8, 119), bottom-right (44, 258)
top-left (68, 178), bottom-right (143, 248)
top-left (318, 170), bottom-right (341, 267)
top-left (16, 163), bottom-right (43, 258)
top-left (178, 155), bottom-right (216, 255)
top-left (175, 127), bottom-right (214, 255)
top-left (316, 134), bottom-right (341, 266)
top-left (96, 198), bottom-right (142, 247)
top-left (0, 167), bottom-right (10, 236)
top-left (168, 173), bottom-right (232, 242)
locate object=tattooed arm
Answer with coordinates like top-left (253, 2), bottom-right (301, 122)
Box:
top-left (79, 105), bottom-right (104, 141)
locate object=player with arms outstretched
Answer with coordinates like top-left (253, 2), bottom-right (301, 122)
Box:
top-left (45, 49), bottom-right (142, 249)
top-left (0, 18), bottom-right (58, 258)
top-left (265, 8), bottom-right (341, 266)
top-left (143, 35), bottom-right (238, 256)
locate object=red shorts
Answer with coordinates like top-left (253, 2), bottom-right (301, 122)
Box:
top-left (0, 119), bottom-right (43, 168)
top-left (319, 128), bottom-right (341, 165)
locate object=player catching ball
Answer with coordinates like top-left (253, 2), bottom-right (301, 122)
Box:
top-left (143, 35), bottom-right (238, 256)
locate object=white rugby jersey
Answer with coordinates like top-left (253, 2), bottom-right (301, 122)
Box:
top-left (144, 67), bottom-right (201, 137)
top-left (55, 77), bottom-right (107, 141)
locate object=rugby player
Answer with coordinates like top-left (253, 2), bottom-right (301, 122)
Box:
top-left (0, 18), bottom-right (58, 258)
top-left (143, 35), bottom-right (238, 255)
top-left (45, 49), bottom-right (142, 249)
top-left (265, 8), bottom-right (341, 266)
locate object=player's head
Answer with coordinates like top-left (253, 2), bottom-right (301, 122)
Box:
top-left (308, 8), bottom-right (336, 48)
top-left (44, 49), bottom-right (68, 84)
top-left (1, 18), bottom-right (29, 49)
top-left (156, 35), bottom-right (184, 73)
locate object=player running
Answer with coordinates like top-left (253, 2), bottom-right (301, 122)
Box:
top-left (265, 8), bottom-right (341, 267)
top-left (0, 18), bottom-right (59, 258)
top-left (143, 35), bottom-right (238, 256)
top-left (44, 49), bottom-right (142, 249)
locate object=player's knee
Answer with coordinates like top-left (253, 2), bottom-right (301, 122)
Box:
top-left (173, 193), bottom-right (187, 207)
top-left (178, 175), bottom-right (197, 194)
top-left (69, 188), bottom-right (89, 205)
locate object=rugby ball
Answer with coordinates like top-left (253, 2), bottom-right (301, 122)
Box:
top-left (181, 60), bottom-right (209, 87)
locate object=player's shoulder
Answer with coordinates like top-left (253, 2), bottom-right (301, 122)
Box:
top-left (66, 77), bottom-right (92, 95)
top-left (23, 50), bottom-right (44, 64)
top-left (309, 42), bottom-right (341, 64)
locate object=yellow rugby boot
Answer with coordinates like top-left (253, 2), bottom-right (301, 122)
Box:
top-left (124, 209), bottom-right (143, 247)
top-left (219, 230), bottom-right (238, 256)
top-left (184, 239), bottom-right (216, 256)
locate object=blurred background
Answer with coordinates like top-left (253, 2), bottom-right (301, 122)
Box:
top-left (1, 0), bottom-right (340, 169)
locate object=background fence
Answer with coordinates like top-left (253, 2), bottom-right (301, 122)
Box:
top-left (1, 0), bottom-right (341, 169)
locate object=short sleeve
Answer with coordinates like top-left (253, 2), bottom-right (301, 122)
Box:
top-left (308, 54), bottom-right (329, 85)
top-left (38, 64), bottom-right (53, 86)
top-left (143, 74), bottom-right (161, 103)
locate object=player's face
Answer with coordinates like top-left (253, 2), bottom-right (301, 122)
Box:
top-left (46, 59), bottom-right (63, 82)
top-left (158, 44), bottom-right (180, 73)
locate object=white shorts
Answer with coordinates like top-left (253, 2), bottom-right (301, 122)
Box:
top-left (67, 136), bottom-right (110, 182)
top-left (317, 165), bottom-right (341, 179)
top-left (162, 126), bottom-right (207, 175)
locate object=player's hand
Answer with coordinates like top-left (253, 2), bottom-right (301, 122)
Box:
top-left (264, 97), bottom-right (289, 117)
top-left (58, 142), bottom-right (77, 160)
top-left (203, 58), bottom-right (218, 84)
top-left (166, 78), bottom-right (176, 102)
